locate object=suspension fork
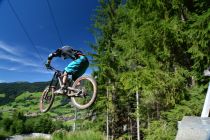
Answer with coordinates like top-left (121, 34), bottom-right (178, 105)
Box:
top-left (46, 72), bottom-right (58, 93)
top-left (43, 73), bottom-right (59, 100)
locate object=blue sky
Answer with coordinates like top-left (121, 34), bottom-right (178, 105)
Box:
top-left (0, 0), bottom-right (98, 83)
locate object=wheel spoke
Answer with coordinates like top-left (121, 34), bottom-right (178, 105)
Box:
top-left (40, 86), bottom-right (55, 112)
top-left (71, 76), bottom-right (97, 109)
top-left (73, 79), bottom-right (93, 105)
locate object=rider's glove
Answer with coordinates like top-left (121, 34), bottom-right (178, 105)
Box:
top-left (45, 62), bottom-right (51, 69)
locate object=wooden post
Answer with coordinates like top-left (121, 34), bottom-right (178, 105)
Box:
top-left (136, 90), bottom-right (140, 140)
top-left (107, 84), bottom-right (109, 140)
top-left (73, 107), bottom-right (77, 132)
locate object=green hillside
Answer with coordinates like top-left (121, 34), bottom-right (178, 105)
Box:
top-left (0, 81), bottom-right (97, 139)
top-left (0, 91), bottom-right (76, 120)
top-left (0, 91), bottom-right (95, 139)
top-left (0, 82), bottom-right (49, 105)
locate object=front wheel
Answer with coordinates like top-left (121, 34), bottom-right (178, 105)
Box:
top-left (71, 76), bottom-right (97, 109)
top-left (40, 86), bottom-right (55, 113)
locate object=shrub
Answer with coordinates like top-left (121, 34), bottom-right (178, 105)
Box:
top-left (10, 119), bottom-right (24, 134)
top-left (24, 118), bottom-right (35, 133)
top-left (53, 130), bottom-right (105, 140)
top-left (2, 117), bottom-right (13, 131)
top-left (52, 129), bottom-right (68, 140)
top-left (33, 115), bottom-right (55, 134)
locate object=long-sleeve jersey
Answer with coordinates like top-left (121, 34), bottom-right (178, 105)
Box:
top-left (48, 46), bottom-right (84, 61)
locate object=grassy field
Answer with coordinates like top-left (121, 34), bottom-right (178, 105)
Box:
top-left (52, 130), bottom-right (105, 140)
top-left (0, 91), bottom-right (77, 121)
top-left (0, 93), bottom-right (5, 98)
top-left (0, 91), bottom-right (95, 140)
top-left (5, 130), bottom-right (105, 140)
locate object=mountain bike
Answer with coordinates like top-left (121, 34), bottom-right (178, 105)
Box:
top-left (40, 66), bottom-right (97, 113)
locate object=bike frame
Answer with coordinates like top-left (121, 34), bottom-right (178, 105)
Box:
top-left (48, 66), bottom-right (80, 96)
top-left (48, 71), bottom-right (59, 88)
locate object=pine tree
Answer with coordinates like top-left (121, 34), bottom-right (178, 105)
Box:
top-left (90, 0), bottom-right (210, 139)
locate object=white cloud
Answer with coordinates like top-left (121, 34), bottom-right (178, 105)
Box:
top-left (0, 53), bottom-right (40, 67)
top-left (0, 41), bottom-right (59, 75)
top-left (0, 66), bottom-right (17, 71)
top-left (0, 41), bottom-right (43, 68)
top-left (0, 65), bottom-right (51, 74)
top-left (0, 41), bottom-right (22, 56)
top-left (0, 80), bottom-right (6, 83)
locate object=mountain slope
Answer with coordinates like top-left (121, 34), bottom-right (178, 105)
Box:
top-left (0, 82), bottom-right (49, 105)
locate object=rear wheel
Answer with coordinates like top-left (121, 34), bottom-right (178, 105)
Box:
top-left (40, 86), bottom-right (55, 113)
top-left (71, 76), bottom-right (97, 109)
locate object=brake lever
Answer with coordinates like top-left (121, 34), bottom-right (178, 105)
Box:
top-left (47, 66), bottom-right (53, 70)
top-left (47, 66), bottom-right (62, 75)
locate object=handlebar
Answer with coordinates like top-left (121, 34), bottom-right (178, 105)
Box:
top-left (47, 66), bottom-right (62, 74)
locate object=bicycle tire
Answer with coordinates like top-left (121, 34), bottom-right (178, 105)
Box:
top-left (40, 86), bottom-right (55, 113)
top-left (71, 75), bottom-right (97, 109)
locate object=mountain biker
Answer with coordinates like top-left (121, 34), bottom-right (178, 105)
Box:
top-left (45, 45), bottom-right (89, 94)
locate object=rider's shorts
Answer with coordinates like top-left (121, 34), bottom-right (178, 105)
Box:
top-left (64, 55), bottom-right (89, 81)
